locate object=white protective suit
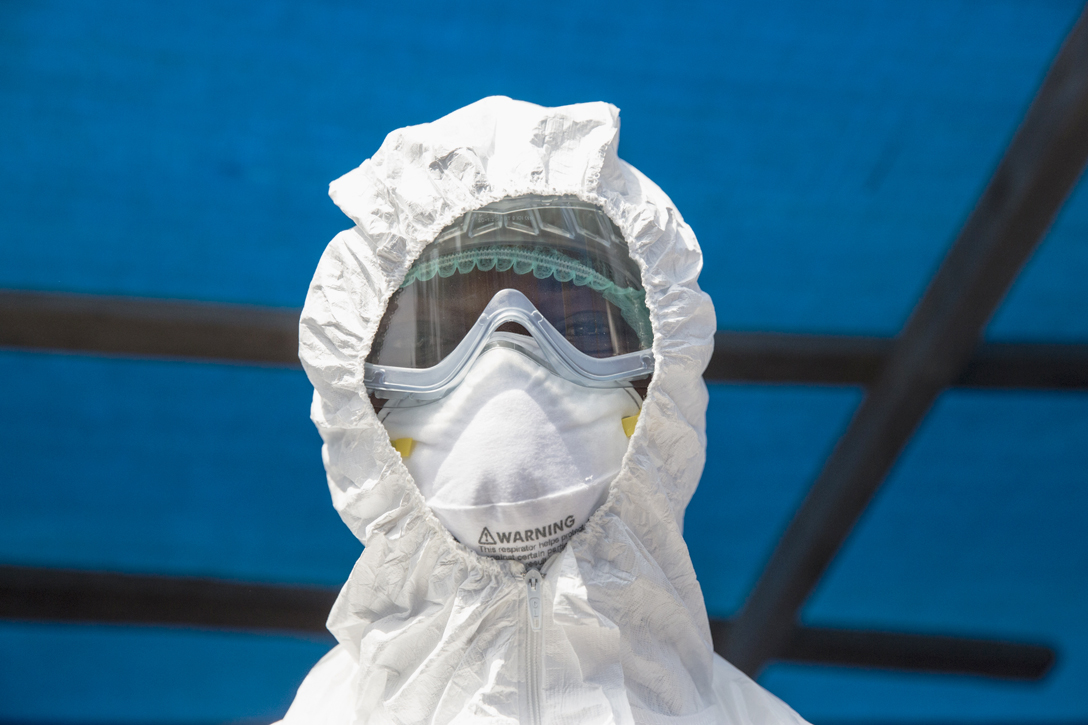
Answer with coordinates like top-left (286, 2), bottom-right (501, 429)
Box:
top-left (281, 96), bottom-right (809, 725)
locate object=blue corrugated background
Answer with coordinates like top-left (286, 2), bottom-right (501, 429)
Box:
top-left (1, 1), bottom-right (1086, 722)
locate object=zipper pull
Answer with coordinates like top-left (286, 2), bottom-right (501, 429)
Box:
top-left (526, 568), bottom-right (543, 631)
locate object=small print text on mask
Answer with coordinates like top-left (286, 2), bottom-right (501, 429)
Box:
top-left (477, 515), bottom-right (577, 562)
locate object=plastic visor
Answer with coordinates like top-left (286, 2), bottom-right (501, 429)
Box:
top-left (364, 196), bottom-right (654, 400)
top-left (364, 289), bottom-right (655, 400)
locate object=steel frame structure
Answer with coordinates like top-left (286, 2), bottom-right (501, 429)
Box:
top-left (1, 4), bottom-right (1087, 684)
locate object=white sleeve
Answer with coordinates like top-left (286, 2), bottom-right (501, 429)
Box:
top-left (275, 644), bottom-right (357, 725)
top-left (711, 654), bottom-right (811, 725)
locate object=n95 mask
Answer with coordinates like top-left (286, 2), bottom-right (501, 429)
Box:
top-left (378, 343), bottom-right (642, 567)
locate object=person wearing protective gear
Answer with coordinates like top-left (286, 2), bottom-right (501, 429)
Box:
top-left (279, 97), bottom-right (809, 725)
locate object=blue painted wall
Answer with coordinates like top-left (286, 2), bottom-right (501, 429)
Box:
top-left (1, 0), bottom-right (1086, 721)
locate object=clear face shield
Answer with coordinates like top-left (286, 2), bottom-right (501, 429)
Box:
top-left (364, 195), bottom-right (654, 406)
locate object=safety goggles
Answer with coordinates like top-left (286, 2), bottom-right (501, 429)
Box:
top-left (364, 196), bottom-right (655, 401)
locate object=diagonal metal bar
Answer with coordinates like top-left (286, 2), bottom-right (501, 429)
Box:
top-left (0, 565), bottom-right (1053, 678)
top-left (722, 6), bottom-right (1088, 677)
top-left (0, 289), bottom-right (300, 366)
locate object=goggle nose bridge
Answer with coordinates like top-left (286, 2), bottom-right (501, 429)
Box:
top-left (365, 288), bottom-right (654, 401)
top-left (471, 289), bottom-right (595, 381)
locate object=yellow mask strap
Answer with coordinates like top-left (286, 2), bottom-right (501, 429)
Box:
top-left (391, 438), bottom-right (415, 458)
top-left (621, 413), bottom-right (639, 438)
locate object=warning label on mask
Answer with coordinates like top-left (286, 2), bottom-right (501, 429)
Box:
top-left (476, 515), bottom-right (579, 563)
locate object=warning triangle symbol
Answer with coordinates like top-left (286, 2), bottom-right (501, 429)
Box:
top-left (478, 527), bottom-right (496, 545)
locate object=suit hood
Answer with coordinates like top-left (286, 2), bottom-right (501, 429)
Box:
top-left (285, 97), bottom-right (805, 725)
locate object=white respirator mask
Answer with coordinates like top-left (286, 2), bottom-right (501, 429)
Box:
top-left (378, 340), bottom-right (642, 567)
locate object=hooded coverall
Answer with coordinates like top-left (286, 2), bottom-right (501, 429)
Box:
top-left (279, 97), bottom-right (810, 725)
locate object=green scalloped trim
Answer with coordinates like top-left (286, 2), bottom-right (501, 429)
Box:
top-left (402, 245), bottom-right (653, 347)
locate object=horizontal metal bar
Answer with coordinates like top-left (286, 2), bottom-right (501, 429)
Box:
top-left (0, 565), bottom-right (1055, 679)
top-left (0, 289), bottom-right (300, 366)
top-left (957, 341), bottom-right (1088, 389)
top-left (4, 290), bottom-right (1087, 389)
top-left (706, 332), bottom-right (890, 386)
top-left (0, 565), bottom-right (334, 635)
top-left (710, 620), bottom-right (1054, 680)
top-left (709, 332), bottom-right (1088, 389)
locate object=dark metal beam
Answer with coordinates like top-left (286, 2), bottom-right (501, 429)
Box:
top-left (706, 332), bottom-right (890, 386)
top-left (4, 291), bottom-right (1088, 389)
top-left (0, 565), bottom-right (334, 635)
top-left (709, 620), bottom-right (1054, 681)
top-left (957, 341), bottom-right (1088, 389)
top-left (0, 565), bottom-right (1053, 679)
top-left (722, 6), bottom-right (1088, 677)
top-left (0, 289), bottom-right (300, 367)
top-left (780, 625), bottom-right (1055, 680)
top-left (709, 332), bottom-right (1088, 389)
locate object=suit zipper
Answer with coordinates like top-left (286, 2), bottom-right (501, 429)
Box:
top-left (525, 568), bottom-right (543, 725)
